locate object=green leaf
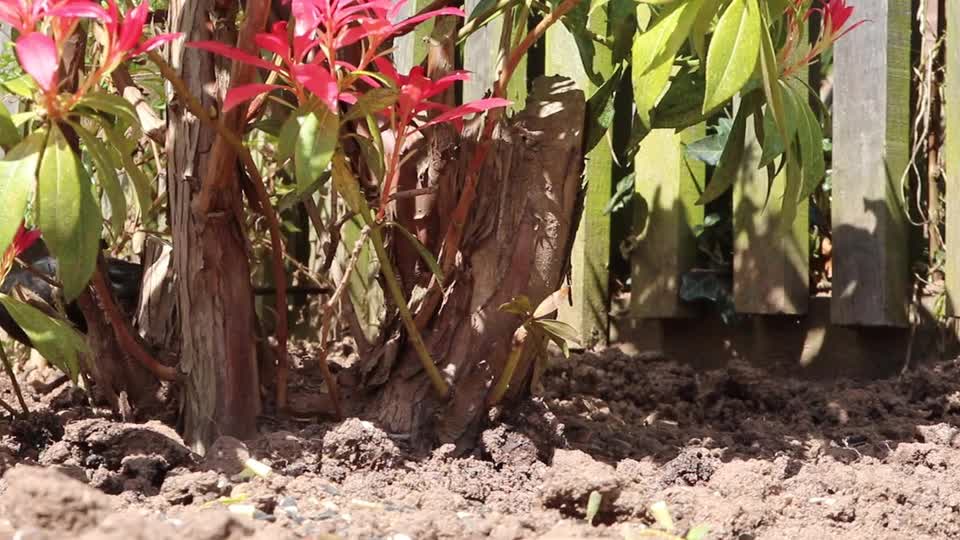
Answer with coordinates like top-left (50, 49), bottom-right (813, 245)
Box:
top-left (70, 121), bottom-right (127, 236)
top-left (276, 111), bottom-right (300, 164)
top-left (685, 117), bottom-right (733, 166)
top-left (756, 4), bottom-right (789, 145)
top-left (0, 294), bottom-right (88, 382)
top-left (36, 123), bottom-right (101, 301)
top-left (686, 525), bottom-right (711, 540)
top-left (604, 172), bottom-right (635, 215)
top-left (778, 144), bottom-right (802, 234)
top-left (0, 132), bottom-right (45, 255)
top-left (532, 318), bottom-right (581, 347)
top-left (585, 67), bottom-right (622, 153)
top-left (354, 134), bottom-right (385, 182)
top-left (793, 87), bottom-right (826, 200)
top-left (631, 0), bottom-right (704, 77)
top-left (330, 150), bottom-right (366, 214)
top-left (294, 110), bottom-right (338, 193)
top-left (467, 0), bottom-right (498, 20)
top-left (696, 92), bottom-right (759, 204)
top-left (381, 221), bottom-right (444, 288)
top-left (101, 124), bottom-right (153, 219)
top-left (74, 92), bottom-right (139, 128)
top-left (691, 0), bottom-right (723, 61)
top-left (343, 88), bottom-right (398, 122)
top-left (0, 104), bottom-right (21, 149)
top-left (702, 0), bottom-right (761, 112)
top-left (499, 295), bottom-right (533, 317)
top-left (632, 49), bottom-right (674, 128)
top-left (278, 171), bottom-right (329, 212)
top-left (2, 76), bottom-right (36, 99)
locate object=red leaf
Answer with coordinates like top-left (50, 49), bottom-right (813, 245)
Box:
top-left (223, 83), bottom-right (284, 112)
top-left (132, 33), bottom-right (182, 56)
top-left (292, 63), bottom-right (339, 112)
top-left (188, 41), bottom-right (280, 73)
top-left (419, 98), bottom-right (510, 130)
top-left (15, 33), bottom-right (59, 92)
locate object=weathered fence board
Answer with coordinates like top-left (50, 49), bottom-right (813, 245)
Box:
top-left (733, 107), bottom-right (809, 314)
top-left (462, 0), bottom-right (526, 105)
top-left (631, 126), bottom-right (705, 318)
top-left (392, 0), bottom-right (433, 72)
top-left (946, 0), bottom-right (960, 316)
top-left (830, 0), bottom-right (911, 326)
top-left (546, 10), bottom-right (613, 347)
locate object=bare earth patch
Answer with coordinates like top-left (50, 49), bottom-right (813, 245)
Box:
top-left (2, 348), bottom-right (960, 539)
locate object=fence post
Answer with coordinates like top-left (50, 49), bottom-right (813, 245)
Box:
top-left (733, 103), bottom-right (809, 314)
top-left (831, 0), bottom-right (911, 326)
top-left (630, 126), bottom-right (705, 317)
top-left (391, 0), bottom-right (432, 72)
top-left (546, 10), bottom-right (613, 347)
top-left (462, 0), bottom-right (526, 105)
top-left (946, 0), bottom-right (960, 316)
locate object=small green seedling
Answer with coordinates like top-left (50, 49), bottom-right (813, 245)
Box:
top-left (623, 501), bottom-right (710, 540)
top-left (586, 490), bottom-right (603, 525)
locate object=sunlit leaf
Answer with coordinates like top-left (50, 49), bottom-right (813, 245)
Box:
top-left (37, 123), bottom-right (101, 300)
top-left (0, 293), bottom-right (87, 382)
top-left (0, 132), bottom-right (44, 255)
top-left (343, 88), bottom-right (398, 122)
top-left (702, 0), bottom-right (761, 112)
top-left (75, 91), bottom-right (139, 128)
top-left (101, 124), bottom-right (153, 219)
top-left (294, 110), bottom-right (338, 193)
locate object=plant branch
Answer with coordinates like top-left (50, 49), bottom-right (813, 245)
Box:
top-left (0, 342), bottom-right (29, 414)
top-left (91, 257), bottom-right (178, 382)
top-left (147, 33), bottom-right (293, 409)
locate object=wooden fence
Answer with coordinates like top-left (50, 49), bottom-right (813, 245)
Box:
top-left (394, 1), bottom-right (949, 348)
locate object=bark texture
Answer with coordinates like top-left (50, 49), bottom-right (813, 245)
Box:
top-left (167, 0), bottom-right (259, 452)
top-left (365, 76), bottom-right (585, 449)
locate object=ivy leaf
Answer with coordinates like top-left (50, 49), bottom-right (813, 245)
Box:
top-left (0, 132), bottom-right (44, 255)
top-left (685, 117), bottom-right (733, 166)
top-left (0, 293), bottom-right (88, 382)
top-left (603, 172), bottom-right (635, 215)
top-left (702, 0), bottom-right (761, 112)
top-left (36, 123), bottom-right (101, 301)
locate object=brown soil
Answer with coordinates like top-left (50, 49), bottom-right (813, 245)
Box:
top-left (2, 347), bottom-right (960, 539)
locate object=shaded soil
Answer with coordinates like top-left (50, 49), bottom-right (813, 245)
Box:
top-left (3, 347), bottom-right (960, 539)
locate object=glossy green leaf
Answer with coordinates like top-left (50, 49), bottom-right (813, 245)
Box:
top-left (294, 110), bottom-right (338, 193)
top-left (533, 318), bottom-right (581, 347)
top-left (604, 172), bottom-right (635, 215)
top-left (101, 124), bottom-right (153, 219)
top-left (685, 116), bottom-right (733, 166)
top-left (0, 132), bottom-right (44, 255)
top-left (2, 76), bottom-right (36, 99)
top-left (276, 112), bottom-right (300, 164)
top-left (778, 146), bottom-right (802, 234)
top-left (793, 87), bottom-right (826, 200)
top-left (757, 4), bottom-right (788, 145)
top-left (381, 221), bottom-right (444, 288)
top-left (36, 123), bottom-right (101, 301)
top-left (632, 0), bottom-right (704, 77)
top-left (75, 92), bottom-right (139, 128)
top-left (0, 104), bottom-right (21, 149)
top-left (71, 121), bottom-right (127, 236)
top-left (0, 293), bottom-right (88, 382)
top-left (691, 0), bottom-right (723, 61)
top-left (343, 88), bottom-right (398, 122)
top-left (696, 92), bottom-right (759, 204)
top-left (633, 50), bottom-right (675, 127)
top-left (585, 67), bottom-right (622, 153)
top-left (702, 0), bottom-right (761, 112)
